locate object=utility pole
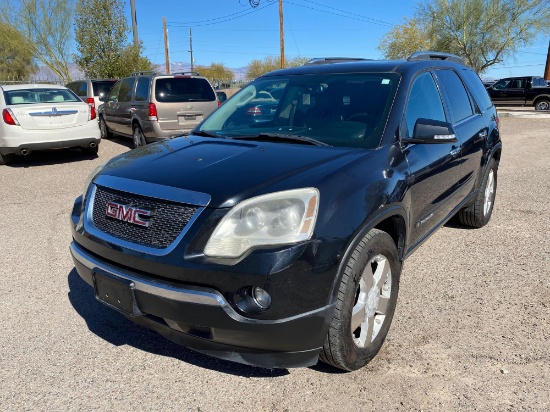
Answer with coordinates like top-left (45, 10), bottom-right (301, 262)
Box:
top-left (189, 28), bottom-right (194, 72)
top-left (544, 39), bottom-right (550, 81)
top-left (279, 0), bottom-right (285, 69)
top-left (163, 17), bottom-right (170, 74)
top-left (130, 0), bottom-right (139, 46)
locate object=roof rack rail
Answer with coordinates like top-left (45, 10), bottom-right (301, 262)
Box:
top-left (407, 51), bottom-right (465, 65)
top-left (304, 57), bottom-right (371, 66)
top-left (171, 71), bottom-right (201, 76)
top-left (130, 70), bottom-right (157, 76)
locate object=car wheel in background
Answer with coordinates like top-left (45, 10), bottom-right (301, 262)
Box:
top-left (534, 98), bottom-right (549, 111)
top-left (1, 152), bottom-right (15, 166)
top-left (132, 125), bottom-right (147, 149)
top-left (320, 228), bottom-right (401, 371)
top-left (82, 144), bottom-right (99, 156)
top-left (458, 157), bottom-right (498, 228)
top-left (99, 117), bottom-right (113, 139)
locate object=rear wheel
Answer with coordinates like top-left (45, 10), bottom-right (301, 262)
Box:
top-left (132, 125), bottom-right (147, 148)
top-left (1, 152), bottom-right (15, 165)
top-left (535, 98), bottom-right (549, 111)
top-left (457, 157), bottom-right (497, 228)
top-left (320, 229), bottom-right (401, 371)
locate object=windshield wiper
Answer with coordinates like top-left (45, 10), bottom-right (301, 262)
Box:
top-left (233, 133), bottom-right (329, 146)
top-left (191, 130), bottom-right (231, 139)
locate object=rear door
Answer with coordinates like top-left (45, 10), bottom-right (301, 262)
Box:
top-left (153, 76), bottom-right (218, 132)
top-left (434, 69), bottom-right (486, 199)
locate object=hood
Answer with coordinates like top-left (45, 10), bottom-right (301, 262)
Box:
top-left (98, 135), bottom-right (372, 208)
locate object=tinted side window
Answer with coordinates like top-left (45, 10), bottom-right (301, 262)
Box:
top-left (134, 77), bottom-right (150, 102)
top-left (118, 78), bottom-right (135, 102)
top-left (492, 79), bottom-right (510, 90)
top-left (108, 81), bottom-right (121, 101)
top-left (404, 72), bottom-right (446, 138)
top-left (461, 69), bottom-right (493, 111)
top-left (434, 69), bottom-right (474, 122)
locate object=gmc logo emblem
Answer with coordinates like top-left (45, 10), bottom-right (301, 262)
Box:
top-left (105, 202), bottom-right (152, 227)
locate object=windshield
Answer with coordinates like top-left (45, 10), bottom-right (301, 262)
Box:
top-left (198, 72), bottom-right (400, 149)
top-left (4, 88), bottom-right (81, 105)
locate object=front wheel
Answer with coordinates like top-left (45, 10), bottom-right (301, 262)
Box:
top-left (99, 116), bottom-right (113, 139)
top-left (535, 98), bottom-right (549, 111)
top-left (320, 229), bottom-right (401, 371)
top-left (132, 125), bottom-right (147, 148)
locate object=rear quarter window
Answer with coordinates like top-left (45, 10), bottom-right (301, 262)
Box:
top-left (155, 78), bottom-right (215, 102)
top-left (461, 69), bottom-right (494, 111)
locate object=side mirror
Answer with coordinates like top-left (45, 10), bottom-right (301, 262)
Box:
top-left (402, 118), bottom-right (458, 144)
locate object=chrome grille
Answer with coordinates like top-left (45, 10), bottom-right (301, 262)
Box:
top-left (92, 185), bottom-right (198, 248)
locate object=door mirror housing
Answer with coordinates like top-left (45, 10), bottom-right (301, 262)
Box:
top-left (402, 118), bottom-right (458, 144)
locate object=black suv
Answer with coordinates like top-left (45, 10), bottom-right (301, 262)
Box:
top-left (70, 52), bottom-right (502, 371)
top-left (98, 71), bottom-right (219, 148)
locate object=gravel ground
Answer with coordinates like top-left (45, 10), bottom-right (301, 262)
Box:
top-left (0, 117), bottom-right (549, 411)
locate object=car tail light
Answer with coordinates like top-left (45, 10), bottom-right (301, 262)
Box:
top-left (87, 97), bottom-right (95, 109)
top-left (148, 102), bottom-right (158, 121)
top-left (246, 106), bottom-right (262, 115)
top-left (218, 101), bottom-right (222, 107)
top-left (2, 108), bottom-right (19, 126)
top-left (89, 105), bottom-right (96, 121)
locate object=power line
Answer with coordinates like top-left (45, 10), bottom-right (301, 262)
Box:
top-left (298, 0), bottom-right (394, 27)
top-left (284, 0), bottom-right (394, 28)
top-left (167, 1), bottom-right (276, 27)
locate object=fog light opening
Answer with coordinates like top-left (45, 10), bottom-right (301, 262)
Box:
top-left (252, 287), bottom-right (272, 309)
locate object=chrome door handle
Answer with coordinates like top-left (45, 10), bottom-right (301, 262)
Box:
top-left (450, 147), bottom-right (461, 157)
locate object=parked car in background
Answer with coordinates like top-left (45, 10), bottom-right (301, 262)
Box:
top-left (66, 79), bottom-right (118, 111)
top-left (1, 84), bottom-right (101, 165)
top-left (98, 71), bottom-right (218, 148)
top-left (70, 52), bottom-right (502, 371)
top-left (486, 76), bottom-right (550, 110)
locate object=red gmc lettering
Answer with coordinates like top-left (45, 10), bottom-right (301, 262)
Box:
top-left (105, 202), bottom-right (151, 227)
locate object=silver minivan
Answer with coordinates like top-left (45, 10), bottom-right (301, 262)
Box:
top-left (98, 71), bottom-right (219, 148)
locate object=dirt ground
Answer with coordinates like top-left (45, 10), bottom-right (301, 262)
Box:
top-left (0, 116), bottom-right (548, 411)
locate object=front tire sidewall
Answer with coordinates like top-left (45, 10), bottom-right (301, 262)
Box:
top-left (324, 230), bottom-right (401, 371)
top-left (132, 126), bottom-right (146, 148)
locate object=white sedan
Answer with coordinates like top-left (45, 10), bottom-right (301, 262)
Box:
top-left (0, 84), bottom-right (101, 165)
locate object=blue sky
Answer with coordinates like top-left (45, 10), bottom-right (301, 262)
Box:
top-left (125, 0), bottom-right (549, 80)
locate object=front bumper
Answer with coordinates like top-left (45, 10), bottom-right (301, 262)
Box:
top-left (70, 241), bottom-right (333, 368)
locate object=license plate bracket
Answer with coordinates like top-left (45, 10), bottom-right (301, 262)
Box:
top-left (93, 271), bottom-right (141, 316)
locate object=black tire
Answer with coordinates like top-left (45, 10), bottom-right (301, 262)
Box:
top-left (320, 229), bottom-right (401, 371)
top-left (457, 157), bottom-right (497, 228)
top-left (534, 98), bottom-right (549, 111)
top-left (99, 116), bottom-right (113, 139)
top-left (1, 152), bottom-right (15, 166)
top-left (132, 124), bottom-right (147, 148)
top-left (82, 144), bottom-right (99, 156)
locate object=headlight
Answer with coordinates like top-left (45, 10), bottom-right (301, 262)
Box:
top-left (204, 188), bottom-right (319, 258)
top-left (82, 160), bottom-right (109, 200)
